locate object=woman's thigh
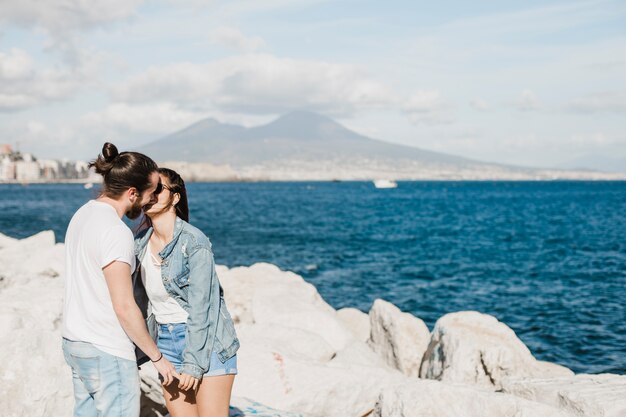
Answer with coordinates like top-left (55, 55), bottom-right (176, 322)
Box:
top-left (196, 374), bottom-right (235, 417)
top-left (162, 382), bottom-right (199, 417)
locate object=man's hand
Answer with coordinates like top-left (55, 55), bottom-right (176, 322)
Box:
top-left (153, 356), bottom-right (179, 386)
top-left (178, 373), bottom-right (200, 392)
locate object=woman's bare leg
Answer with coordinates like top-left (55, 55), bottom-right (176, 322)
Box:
top-left (196, 374), bottom-right (235, 417)
top-left (162, 378), bottom-right (199, 417)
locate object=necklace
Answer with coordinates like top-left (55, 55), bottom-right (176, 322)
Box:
top-left (150, 252), bottom-right (162, 267)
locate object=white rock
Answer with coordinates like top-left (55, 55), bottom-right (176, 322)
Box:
top-left (219, 264), bottom-right (255, 324)
top-left (337, 307), bottom-right (370, 342)
top-left (220, 263), bottom-right (320, 326)
top-left (0, 232), bottom-right (18, 249)
top-left (0, 230), bottom-right (63, 288)
top-left (330, 340), bottom-right (391, 369)
top-left (1, 233), bottom-right (621, 417)
top-left (373, 380), bottom-right (574, 417)
top-left (0, 277), bottom-right (73, 417)
top-left (501, 374), bottom-right (626, 417)
top-left (419, 311), bottom-right (573, 389)
top-left (230, 397), bottom-right (308, 417)
top-left (236, 323), bottom-right (336, 362)
top-left (536, 360), bottom-right (576, 376)
top-left (252, 287), bottom-right (350, 352)
top-left (0, 229), bottom-right (55, 252)
top-left (215, 264), bottom-right (230, 275)
top-left (225, 263), bottom-right (352, 351)
top-left (368, 299), bottom-right (430, 377)
top-left (233, 335), bottom-right (405, 417)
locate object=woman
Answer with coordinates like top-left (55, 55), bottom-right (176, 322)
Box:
top-left (134, 168), bottom-right (239, 417)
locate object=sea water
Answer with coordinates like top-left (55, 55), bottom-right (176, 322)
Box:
top-left (2, 181), bottom-right (624, 374)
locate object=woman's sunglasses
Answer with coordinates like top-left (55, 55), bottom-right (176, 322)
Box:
top-left (154, 182), bottom-right (173, 195)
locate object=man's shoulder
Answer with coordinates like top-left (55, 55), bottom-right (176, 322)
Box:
top-left (77, 200), bottom-right (119, 224)
top-left (68, 201), bottom-right (125, 239)
top-left (106, 222), bottom-right (134, 239)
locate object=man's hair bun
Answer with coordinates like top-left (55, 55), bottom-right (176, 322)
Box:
top-left (102, 142), bottom-right (119, 163)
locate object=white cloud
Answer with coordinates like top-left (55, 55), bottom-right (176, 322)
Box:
top-left (209, 26), bottom-right (265, 52)
top-left (0, 117), bottom-right (83, 159)
top-left (0, 48), bottom-right (90, 111)
top-left (220, 0), bottom-right (333, 16)
top-left (113, 54), bottom-right (396, 117)
top-left (0, 49), bottom-right (34, 79)
top-left (470, 98), bottom-right (489, 111)
top-left (569, 132), bottom-right (625, 147)
top-left (566, 91), bottom-right (626, 113)
top-left (0, 0), bottom-right (145, 36)
top-left (403, 90), bottom-right (453, 125)
top-left (515, 89), bottom-right (541, 112)
top-left (81, 102), bottom-right (207, 135)
top-left (3, 103), bottom-right (204, 160)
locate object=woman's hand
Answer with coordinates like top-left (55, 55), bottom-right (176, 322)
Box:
top-left (178, 373), bottom-right (200, 391)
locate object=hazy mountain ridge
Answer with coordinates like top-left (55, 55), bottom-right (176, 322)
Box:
top-left (558, 154), bottom-right (626, 173)
top-left (137, 111), bottom-right (626, 181)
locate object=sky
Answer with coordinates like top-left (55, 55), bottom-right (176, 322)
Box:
top-left (1, 0), bottom-right (625, 168)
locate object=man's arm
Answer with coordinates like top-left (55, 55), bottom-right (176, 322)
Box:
top-left (103, 260), bottom-right (177, 385)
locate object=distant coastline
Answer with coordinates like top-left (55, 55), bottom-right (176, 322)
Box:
top-left (0, 178), bottom-right (96, 185)
top-left (3, 177), bottom-right (626, 186)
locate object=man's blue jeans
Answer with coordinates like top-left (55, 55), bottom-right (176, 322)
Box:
top-left (62, 338), bottom-right (140, 417)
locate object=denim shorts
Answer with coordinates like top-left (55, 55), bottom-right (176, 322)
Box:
top-left (157, 322), bottom-right (238, 377)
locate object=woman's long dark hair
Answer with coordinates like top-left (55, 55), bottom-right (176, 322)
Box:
top-left (158, 167), bottom-right (189, 222)
top-left (89, 142), bottom-right (158, 198)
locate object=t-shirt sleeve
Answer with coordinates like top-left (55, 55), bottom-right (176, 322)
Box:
top-left (100, 224), bottom-right (136, 271)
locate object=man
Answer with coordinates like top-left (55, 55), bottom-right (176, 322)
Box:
top-left (62, 142), bottom-right (177, 417)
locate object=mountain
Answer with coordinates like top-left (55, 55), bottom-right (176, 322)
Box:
top-left (138, 111), bottom-right (469, 166)
top-left (558, 154), bottom-right (626, 173)
top-left (136, 111), bottom-right (625, 180)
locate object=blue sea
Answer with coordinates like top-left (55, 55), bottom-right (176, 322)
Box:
top-left (1, 181), bottom-right (624, 374)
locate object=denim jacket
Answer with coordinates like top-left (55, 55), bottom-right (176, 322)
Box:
top-left (132, 217), bottom-right (239, 378)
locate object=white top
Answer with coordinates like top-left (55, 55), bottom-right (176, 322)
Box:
top-left (141, 241), bottom-right (188, 324)
top-left (62, 200), bottom-right (137, 361)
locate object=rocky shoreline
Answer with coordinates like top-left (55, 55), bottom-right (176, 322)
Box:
top-left (0, 231), bottom-right (624, 417)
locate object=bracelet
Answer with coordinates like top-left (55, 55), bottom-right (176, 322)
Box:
top-left (151, 352), bottom-right (163, 363)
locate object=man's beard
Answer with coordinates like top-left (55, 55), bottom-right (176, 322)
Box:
top-left (126, 198), bottom-right (144, 220)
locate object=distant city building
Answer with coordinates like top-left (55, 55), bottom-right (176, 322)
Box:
top-left (39, 159), bottom-right (61, 180)
top-left (16, 160), bottom-right (40, 181)
top-left (0, 144), bottom-right (91, 182)
top-left (0, 155), bottom-right (16, 180)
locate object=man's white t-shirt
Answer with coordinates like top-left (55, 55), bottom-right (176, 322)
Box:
top-left (62, 200), bottom-right (137, 361)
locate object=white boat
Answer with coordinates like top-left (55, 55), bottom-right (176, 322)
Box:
top-left (373, 179), bottom-right (398, 189)
top-left (83, 182), bottom-right (93, 189)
